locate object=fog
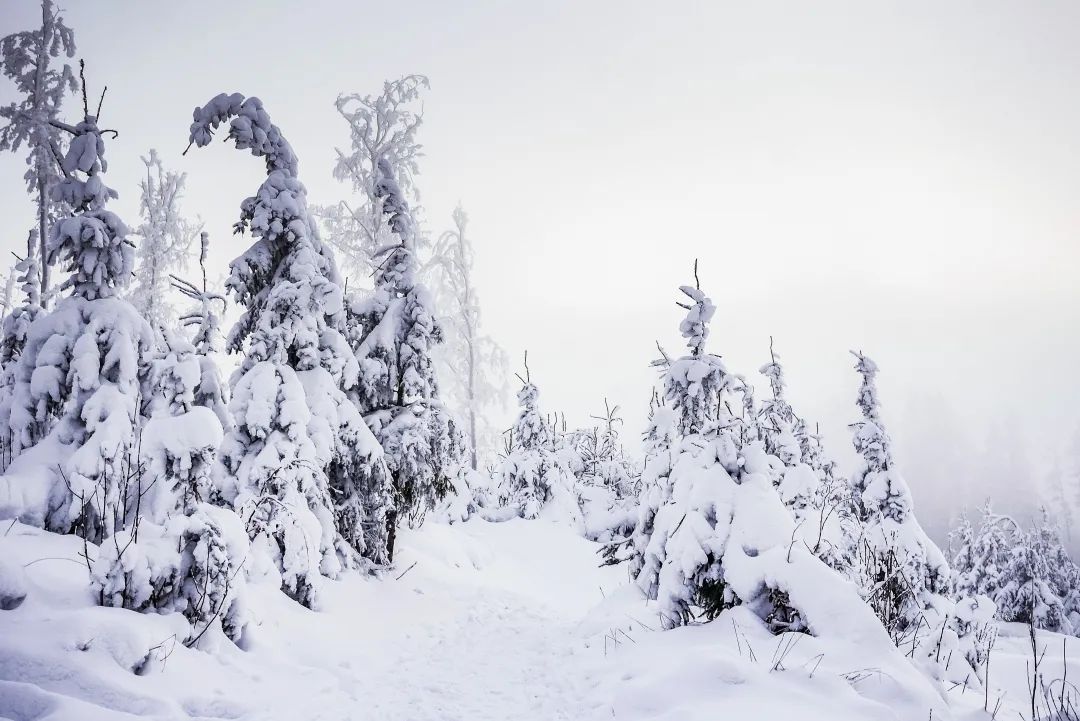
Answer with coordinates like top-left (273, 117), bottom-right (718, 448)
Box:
top-left (2, 0), bottom-right (1078, 548)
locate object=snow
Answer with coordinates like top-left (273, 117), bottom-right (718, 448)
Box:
top-left (0, 512), bottom-right (1058, 721)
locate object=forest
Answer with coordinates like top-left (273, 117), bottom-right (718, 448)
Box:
top-left (0, 3), bottom-right (1078, 721)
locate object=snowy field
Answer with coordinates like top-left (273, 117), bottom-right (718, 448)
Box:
top-left (0, 515), bottom-right (1067, 721)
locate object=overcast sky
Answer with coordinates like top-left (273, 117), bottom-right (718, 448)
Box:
top-left (2, 0), bottom-right (1079, 541)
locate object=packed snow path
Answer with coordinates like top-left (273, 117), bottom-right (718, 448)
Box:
top-left (270, 519), bottom-right (620, 721)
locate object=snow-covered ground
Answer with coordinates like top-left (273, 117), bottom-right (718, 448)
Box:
top-left (0, 516), bottom-right (1071, 721)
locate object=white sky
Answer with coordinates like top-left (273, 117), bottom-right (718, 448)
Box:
top-left (2, 0), bottom-right (1079, 540)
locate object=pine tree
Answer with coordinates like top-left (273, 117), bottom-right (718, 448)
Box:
top-left (130, 149), bottom-right (200, 330)
top-left (568, 400), bottom-right (640, 543)
top-left (577, 399), bottom-right (636, 498)
top-left (0, 0), bottom-right (77, 301)
top-left (4, 84), bottom-right (154, 541)
top-left (170, 231), bottom-right (230, 433)
top-left (495, 355), bottom-right (580, 525)
top-left (757, 339), bottom-right (819, 518)
top-left (347, 154), bottom-right (462, 559)
top-left (618, 391), bottom-right (679, 569)
top-left (966, 501), bottom-right (1021, 600)
top-left (0, 235), bottom-right (42, 368)
top-left (0, 234), bottom-right (43, 468)
top-left (997, 524), bottom-right (1073, 635)
top-left (949, 510), bottom-right (977, 597)
top-left (633, 268), bottom-right (823, 631)
top-left (424, 204), bottom-right (508, 470)
top-left (848, 351), bottom-right (951, 641)
top-left (757, 342), bottom-right (856, 575)
top-left (186, 93), bottom-right (392, 605)
top-left (757, 338), bottom-right (799, 464)
top-left (91, 311), bottom-right (248, 646)
top-left (329, 77), bottom-right (462, 556)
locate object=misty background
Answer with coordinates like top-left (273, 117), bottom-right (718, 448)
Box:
top-left (2, 0), bottom-right (1078, 548)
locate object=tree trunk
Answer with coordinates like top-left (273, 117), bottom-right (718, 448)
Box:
top-left (38, 178), bottom-right (48, 304)
top-left (386, 508), bottom-right (398, 563)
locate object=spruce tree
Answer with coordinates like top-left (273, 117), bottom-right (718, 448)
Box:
top-left (327, 77), bottom-right (463, 558)
top-left (170, 231), bottom-right (229, 433)
top-left (348, 156), bottom-right (463, 559)
top-left (758, 342), bottom-right (856, 575)
top-left (495, 355), bottom-right (580, 526)
top-left (0, 235), bottom-right (42, 467)
top-left (848, 351), bottom-right (951, 640)
top-left (633, 269), bottom-right (816, 631)
top-left (186, 92), bottom-right (392, 605)
top-left (4, 88), bottom-right (154, 540)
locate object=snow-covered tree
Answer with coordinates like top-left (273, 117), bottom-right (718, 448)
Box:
top-left (321, 74), bottom-right (428, 278)
top-left (848, 351), bottom-right (951, 641)
top-left (757, 342), bottom-right (855, 575)
top-left (425, 204), bottom-right (508, 470)
top-left (91, 309), bottom-right (248, 646)
top-left (757, 338), bottom-right (798, 463)
top-left (757, 340), bottom-right (819, 518)
top-left (496, 356), bottom-right (580, 526)
top-left (0, 235), bottom-right (43, 467)
top-left (346, 150), bottom-right (462, 559)
top-left (953, 504), bottom-right (1080, 637)
top-left (4, 95), bottom-right (154, 541)
top-left (569, 400), bottom-right (640, 542)
top-left (169, 232), bottom-right (229, 432)
top-left (327, 76), bottom-right (461, 552)
top-left (991, 510), bottom-right (1080, 635)
top-left (577, 399), bottom-right (636, 498)
top-left (143, 327), bottom-right (222, 512)
top-left (0, 234), bottom-right (42, 368)
top-left (129, 149), bottom-right (200, 329)
top-left (92, 500), bottom-right (248, 646)
top-left (633, 271), bottom-right (827, 632)
top-left (952, 501), bottom-right (1020, 602)
top-left (0, 261), bottom-right (17, 320)
top-left (186, 93), bottom-right (393, 606)
top-left (948, 510), bottom-right (977, 596)
top-left (613, 391), bottom-right (677, 569)
top-left (0, 1), bottom-right (77, 300)
top-left (997, 535), bottom-right (1073, 635)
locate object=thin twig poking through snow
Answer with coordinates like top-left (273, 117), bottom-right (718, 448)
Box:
top-left (22, 556), bottom-right (83, 568)
top-left (769, 632), bottom-right (803, 672)
top-left (395, 562), bottom-right (418, 581)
